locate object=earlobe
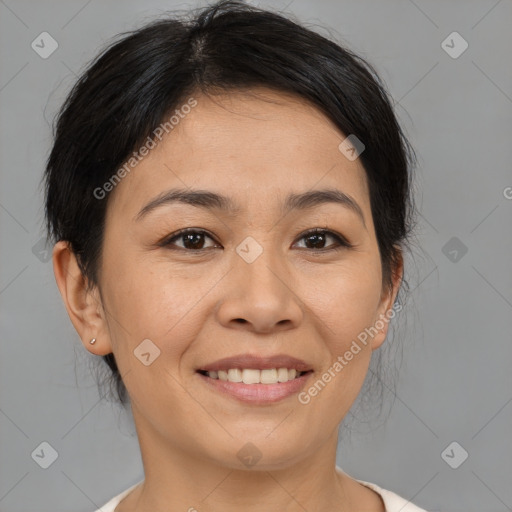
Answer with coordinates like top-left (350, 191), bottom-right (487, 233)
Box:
top-left (52, 240), bottom-right (113, 355)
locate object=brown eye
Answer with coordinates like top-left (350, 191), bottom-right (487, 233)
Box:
top-left (159, 228), bottom-right (351, 252)
top-left (294, 229), bottom-right (352, 251)
top-left (160, 229), bottom-right (220, 251)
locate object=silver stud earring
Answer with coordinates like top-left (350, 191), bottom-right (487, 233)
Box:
top-left (90, 338), bottom-right (97, 345)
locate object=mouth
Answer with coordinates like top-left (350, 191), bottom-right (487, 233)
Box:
top-left (196, 369), bottom-right (313, 403)
top-left (196, 368), bottom-right (312, 384)
top-left (195, 354), bottom-right (314, 403)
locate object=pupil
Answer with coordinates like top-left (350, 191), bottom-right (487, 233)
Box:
top-left (307, 233), bottom-right (325, 249)
top-left (184, 233), bottom-right (204, 249)
top-left (180, 232), bottom-right (328, 250)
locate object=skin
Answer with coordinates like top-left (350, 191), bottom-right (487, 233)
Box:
top-left (53, 87), bottom-right (403, 512)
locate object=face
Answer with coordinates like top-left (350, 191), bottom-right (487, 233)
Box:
top-left (57, 88), bottom-right (402, 470)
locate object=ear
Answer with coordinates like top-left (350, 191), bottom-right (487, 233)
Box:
top-left (370, 248), bottom-right (404, 351)
top-left (52, 240), bottom-right (113, 355)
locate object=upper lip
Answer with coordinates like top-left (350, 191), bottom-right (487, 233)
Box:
top-left (197, 354), bottom-right (313, 372)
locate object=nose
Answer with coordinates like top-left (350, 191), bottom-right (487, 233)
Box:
top-left (215, 250), bottom-right (304, 334)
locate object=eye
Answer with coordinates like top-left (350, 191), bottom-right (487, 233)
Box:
top-left (159, 229), bottom-right (220, 251)
top-left (293, 228), bottom-right (352, 251)
top-left (159, 227), bottom-right (352, 252)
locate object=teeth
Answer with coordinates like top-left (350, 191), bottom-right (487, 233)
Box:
top-left (260, 368), bottom-right (277, 384)
top-left (227, 369), bottom-right (243, 382)
top-left (205, 367), bottom-right (304, 384)
top-left (242, 369), bottom-right (260, 384)
top-left (277, 367), bottom-right (289, 382)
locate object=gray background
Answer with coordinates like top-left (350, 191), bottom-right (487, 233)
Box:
top-left (1, 0), bottom-right (511, 511)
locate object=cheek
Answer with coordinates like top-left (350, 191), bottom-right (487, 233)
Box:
top-left (101, 247), bottom-right (219, 362)
top-left (303, 258), bottom-right (383, 351)
top-left (99, 256), bottom-right (207, 415)
top-left (298, 265), bottom-right (381, 421)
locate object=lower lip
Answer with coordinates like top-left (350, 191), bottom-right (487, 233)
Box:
top-left (197, 372), bottom-right (312, 404)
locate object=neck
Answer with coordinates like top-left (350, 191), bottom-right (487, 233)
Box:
top-left (116, 405), bottom-right (385, 512)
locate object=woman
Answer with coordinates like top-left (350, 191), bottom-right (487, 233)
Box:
top-left (44, 1), bottom-right (427, 510)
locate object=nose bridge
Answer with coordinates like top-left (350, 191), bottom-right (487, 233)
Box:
top-left (214, 234), bottom-right (303, 332)
top-left (235, 233), bottom-right (290, 299)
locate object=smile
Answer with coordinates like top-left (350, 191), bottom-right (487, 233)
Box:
top-left (198, 368), bottom-right (307, 384)
top-left (196, 368), bottom-right (313, 403)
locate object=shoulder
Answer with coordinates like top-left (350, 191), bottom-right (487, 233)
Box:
top-left (356, 478), bottom-right (429, 512)
top-left (93, 474), bottom-right (429, 512)
top-left (336, 465), bottom-right (428, 512)
top-left (91, 480), bottom-right (144, 512)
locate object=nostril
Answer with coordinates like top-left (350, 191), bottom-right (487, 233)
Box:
top-left (234, 318), bottom-right (247, 324)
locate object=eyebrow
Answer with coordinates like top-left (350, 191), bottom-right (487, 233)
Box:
top-left (135, 187), bottom-right (366, 227)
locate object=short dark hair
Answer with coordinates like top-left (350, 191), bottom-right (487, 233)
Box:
top-left (43, 0), bottom-right (416, 409)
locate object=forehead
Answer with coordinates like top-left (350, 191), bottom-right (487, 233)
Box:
top-left (107, 88), bottom-right (371, 222)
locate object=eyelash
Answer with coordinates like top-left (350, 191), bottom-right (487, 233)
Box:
top-left (158, 228), bottom-right (353, 253)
